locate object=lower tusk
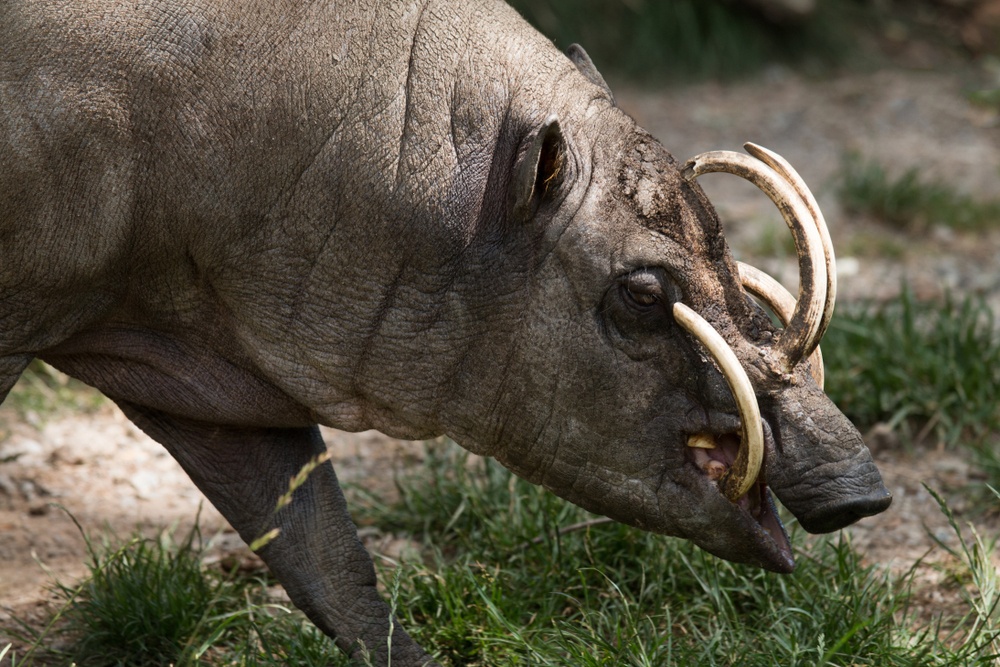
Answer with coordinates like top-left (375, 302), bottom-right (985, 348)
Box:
top-left (738, 262), bottom-right (825, 389)
top-left (673, 302), bottom-right (763, 501)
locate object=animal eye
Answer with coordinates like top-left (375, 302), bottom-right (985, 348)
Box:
top-left (626, 288), bottom-right (658, 307)
top-left (621, 271), bottom-right (665, 311)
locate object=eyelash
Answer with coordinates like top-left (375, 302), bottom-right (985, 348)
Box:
top-left (626, 288), bottom-right (658, 307)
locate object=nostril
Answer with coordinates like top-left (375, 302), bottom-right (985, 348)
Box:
top-left (798, 487), bottom-right (893, 534)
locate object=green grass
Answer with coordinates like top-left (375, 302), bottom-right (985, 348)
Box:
top-left (3, 446), bottom-right (998, 666)
top-left (505, 0), bottom-right (860, 82)
top-left (837, 154), bottom-right (1000, 232)
top-left (3, 513), bottom-right (346, 666)
top-left (743, 220), bottom-right (800, 259)
top-left (968, 87), bottom-right (1000, 113)
top-left (356, 445), bottom-right (1000, 666)
top-left (823, 288), bottom-right (1000, 442)
top-left (63, 529), bottom-right (217, 665)
top-left (822, 289), bottom-right (1000, 473)
top-left (841, 230), bottom-right (907, 261)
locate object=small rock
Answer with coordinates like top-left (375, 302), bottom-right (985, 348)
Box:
top-left (47, 447), bottom-right (86, 466)
top-left (5, 439), bottom-right (43, 461)
top-left (931, 225), bottom-right (957, 244)
top-left (129, 470), bottom-right (160, 500)
top-left (0, 473), bottom-right (17, 496)
top-left (837, 256), bottom-right (860, 278)
top-left (28, 503), bottom-right (50, 516)
top-left (19, 479), bottom-right (38, 502)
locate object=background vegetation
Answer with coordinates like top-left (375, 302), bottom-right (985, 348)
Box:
top-left (838, 155), bottom-right (1000, 233)
top-left (505, 0), bottom-right (861, 81)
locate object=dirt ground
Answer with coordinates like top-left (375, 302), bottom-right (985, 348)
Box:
top-left (2, 57), bottom-right (1000, 652)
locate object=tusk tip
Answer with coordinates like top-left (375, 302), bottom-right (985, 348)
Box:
top-left (743, 141), bottom-right (766, 158)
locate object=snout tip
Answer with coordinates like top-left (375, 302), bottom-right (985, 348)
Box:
top-left (797, 486), bottom-right (893, 534)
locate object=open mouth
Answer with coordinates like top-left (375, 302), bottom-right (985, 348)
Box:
top-left (687, 427), bottom-right (794, 572)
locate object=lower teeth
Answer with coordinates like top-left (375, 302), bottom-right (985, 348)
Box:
top-left (703, 460), bottom-right (728, 481)
top-left (690, 444), bottom-right (730, 482)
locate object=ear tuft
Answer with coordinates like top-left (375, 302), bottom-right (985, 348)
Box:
top-left (566, 44), bottom-right (615, 105)
top-left (511, 117), bottom-right (566, 221)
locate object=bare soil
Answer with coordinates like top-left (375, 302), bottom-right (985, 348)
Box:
top-left (2, 61), bottom-right (1000, 652)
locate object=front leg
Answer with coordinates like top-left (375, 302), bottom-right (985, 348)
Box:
top-left (115, 401), bottom-right (437, 667)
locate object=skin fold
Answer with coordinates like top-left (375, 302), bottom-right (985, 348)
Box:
top-left (0, 1), bottom-right (891, 664)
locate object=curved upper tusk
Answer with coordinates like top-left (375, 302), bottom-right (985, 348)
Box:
top-left (673, 302), bottom-right (763, 501)
top-left (682, 148), bottom-right (827, 373)
top-left (738, 262), bottom-right (825, 389)
top-left (743, 143), bottom-right (836, 350)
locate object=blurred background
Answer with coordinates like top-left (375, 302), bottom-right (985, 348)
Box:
top-left (508, 0), bottom-right (1000, 82)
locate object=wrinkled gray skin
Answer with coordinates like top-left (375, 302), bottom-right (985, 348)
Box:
top-left (1, 1), bottom-right (891, 664)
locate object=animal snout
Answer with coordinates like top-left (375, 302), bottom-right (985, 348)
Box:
top-left (795, 486), bottom-right (893, 534)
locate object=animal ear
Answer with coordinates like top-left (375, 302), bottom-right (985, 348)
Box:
top-left (511, 116), bottom-right (566, 221)
top-left (566, 44), bottom-right (615, 104)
